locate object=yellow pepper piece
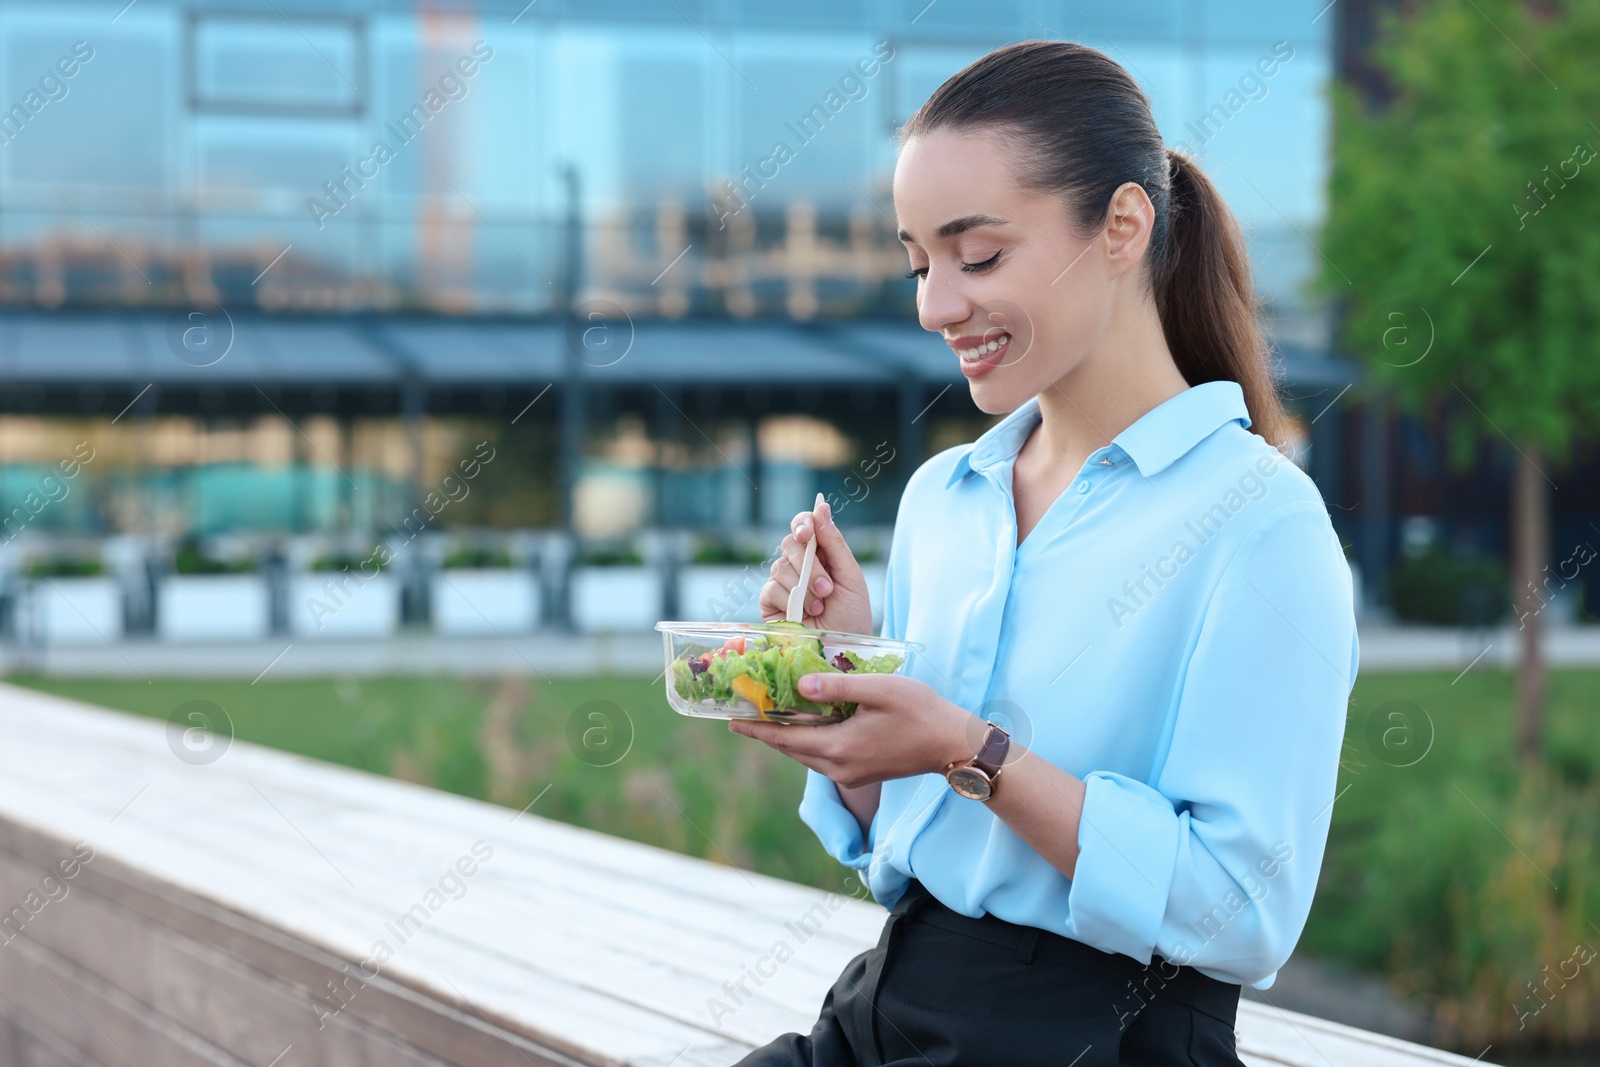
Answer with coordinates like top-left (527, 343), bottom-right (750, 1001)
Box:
top-left (730, 674), bottom-right (774, 720)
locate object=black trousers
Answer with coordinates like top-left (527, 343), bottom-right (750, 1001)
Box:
top-left (736, 880), bottom-right (1246, 1067)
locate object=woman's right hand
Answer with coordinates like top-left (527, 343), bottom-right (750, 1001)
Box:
top-left (758, 499), bottom-right (875, 636)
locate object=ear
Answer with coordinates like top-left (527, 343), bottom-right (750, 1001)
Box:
top-left (1101, 181), bottom-right (1156, 278)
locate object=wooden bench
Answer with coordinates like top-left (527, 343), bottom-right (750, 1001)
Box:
top-left (0, 683), bottom-right (1498, 1067)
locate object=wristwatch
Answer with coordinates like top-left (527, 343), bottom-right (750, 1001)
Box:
top-left (944, 721), bottom-right (1011, 802)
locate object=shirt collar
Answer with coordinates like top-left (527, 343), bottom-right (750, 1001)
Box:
top-left (943, 380), bottom-right (1252, 488)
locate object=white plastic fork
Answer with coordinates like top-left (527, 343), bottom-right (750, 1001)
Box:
top-left (785, 492), bottom-right (827, 624)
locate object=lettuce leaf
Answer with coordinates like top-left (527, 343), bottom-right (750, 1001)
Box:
top-left (841, 650), bottom-right (905, 674)
top-left (671, 635), bottom-right (907, 719)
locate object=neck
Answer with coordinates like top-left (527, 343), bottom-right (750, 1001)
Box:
top-left (1030, 298), bottom-right (1190, 468)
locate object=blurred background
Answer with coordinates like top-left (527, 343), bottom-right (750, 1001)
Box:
top-left (0, 0), bottom-right (1345, 588)
top-left (0, 1), bottom-right (1596, 1062)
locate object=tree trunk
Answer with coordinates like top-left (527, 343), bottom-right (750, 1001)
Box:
top-left (1512, 441), bottom-right (1549, 763)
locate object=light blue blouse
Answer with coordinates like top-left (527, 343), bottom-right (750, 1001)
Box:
top-left (799, 380), bottom-right (1359, 990)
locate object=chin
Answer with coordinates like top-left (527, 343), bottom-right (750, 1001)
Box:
top-left (968, 379), bottom-right (1029, 415)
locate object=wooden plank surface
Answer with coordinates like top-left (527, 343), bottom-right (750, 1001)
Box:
top-left (0, 1008), bottom-right (97, 1067)
top-left (0, 682), bottom-right (1500, 1067)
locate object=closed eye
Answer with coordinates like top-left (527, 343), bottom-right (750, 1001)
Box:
top-left (962, 250), bottom-right (1002, 273)
top-left (904, 249), bottom-right (1003, 280)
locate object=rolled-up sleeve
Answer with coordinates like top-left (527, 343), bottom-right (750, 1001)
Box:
top-left (797, 514), bottom-right (909, 870)
top-left (1063, 501), bottom-right (1359, 988)
top-left (799, 771), bottom-right (872, 868)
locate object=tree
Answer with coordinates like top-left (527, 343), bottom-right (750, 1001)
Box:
top-left (1321, 0), bottom-right (1600, 761)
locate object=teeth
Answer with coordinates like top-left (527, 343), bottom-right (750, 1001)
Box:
top-left (958, 334), bottom-right (1010, 361)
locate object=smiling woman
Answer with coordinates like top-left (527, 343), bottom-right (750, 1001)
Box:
top-left (734, 38), bottom-right (1357, 1067)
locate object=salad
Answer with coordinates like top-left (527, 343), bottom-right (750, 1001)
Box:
top-left (669, 620), bottom-right (905, 722)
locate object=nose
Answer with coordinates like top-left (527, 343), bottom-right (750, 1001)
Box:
top-left (916, 262), bottom-right (972, 337)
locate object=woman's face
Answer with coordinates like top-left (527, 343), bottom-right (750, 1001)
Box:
top-left (894, 127), bottom-right (1128, 414)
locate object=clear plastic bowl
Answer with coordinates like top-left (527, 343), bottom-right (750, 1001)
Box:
top-left (655, 620), bottom-right (925, 725)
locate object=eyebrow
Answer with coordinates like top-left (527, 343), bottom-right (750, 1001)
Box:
top-left (897, 213), bottom-right (1010, 244)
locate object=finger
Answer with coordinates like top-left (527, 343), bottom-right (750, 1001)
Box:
top-left (810, 500), bottom-right (859, 571)
top-left (759, 583), bottom-right (823, 621)
top-left (728, 719), bottom-right (839, 768)
top-left (790, 510), bottom-right (819, 540)
top-left (796, 669), bottom-right (896, 706)
top-left (758, 582), bottom-right (789, 620)
top-left (755, 575), bottom-right (793, 617)
top-left (781, 534), bottom-right (833, 595)
top-left (730, 718), bottom-right (801, 748)
top-left (768, 558), bottom-right (825, 616)
top-left (769, 556), bottom-right (802, 596)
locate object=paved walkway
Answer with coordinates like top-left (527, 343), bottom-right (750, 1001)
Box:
top-left (2, 621), bottom-right (1597, 680)
top-left (1352, 620), bottom-right (1600, 672)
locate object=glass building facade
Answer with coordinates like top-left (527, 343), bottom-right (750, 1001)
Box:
top-left (0, 0), bottom-right (1347, 556)
top-left (0, 0), bottom-right (1332, 332)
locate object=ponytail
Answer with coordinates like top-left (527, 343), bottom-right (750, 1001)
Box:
top-left (1157, 148), bottom-right (1288, 449)
top-left (899, 41), bottom-right (1290, 452)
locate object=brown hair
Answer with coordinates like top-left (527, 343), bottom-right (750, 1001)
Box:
top-left (897, 39), bottom-right (1289, 450)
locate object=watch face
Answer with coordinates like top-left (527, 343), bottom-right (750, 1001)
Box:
top-left (948, 766), bottom-right (993, 801)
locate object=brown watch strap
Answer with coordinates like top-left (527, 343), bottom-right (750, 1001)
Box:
top-left (972, 722), bottom-right (1010, 777)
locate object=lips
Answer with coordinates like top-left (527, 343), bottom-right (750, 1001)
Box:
top-left (953, 333), bottom-right (1009, 379)
top-left (947, 332), bottom-right (1010, 358)
top-left (948, 331), bottom-right (1011, 370)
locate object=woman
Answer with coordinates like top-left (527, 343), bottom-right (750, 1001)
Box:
top-left (729, 39), bottom-right (1359, 1067)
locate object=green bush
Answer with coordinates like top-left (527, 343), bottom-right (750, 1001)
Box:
top-left (442, 546), bottom-right (515, 570)
top-left (1388, 547), bottom-right (1508, 625)
top-left (175, 540), bottom-right (256, 575)
top-left (1302, 670), bottom-right (1600, 1051)
top-left (579, 546), bottom-right (644, 567)
top-left (690, 542), bottom-right (768, 565)
top-left (1336, 769), bottom-right (1600, 1047)
top-left (25, 557), bottom-right (104, 578)
top-left (311, 553), bottom-right (386, 573)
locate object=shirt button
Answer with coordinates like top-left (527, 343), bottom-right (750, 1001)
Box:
top-left (1076, 481), bottom-right (1089, 493)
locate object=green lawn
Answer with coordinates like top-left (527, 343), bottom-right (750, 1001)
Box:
top-left (10, 666), bottom-right (1600, 1050)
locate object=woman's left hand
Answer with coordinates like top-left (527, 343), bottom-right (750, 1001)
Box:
top-left (729, 672), bottom-right (981, 789)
